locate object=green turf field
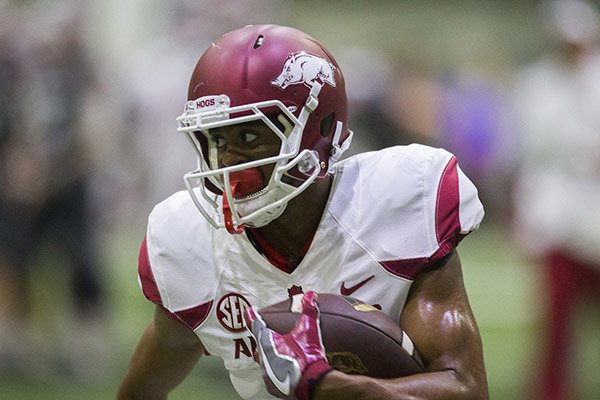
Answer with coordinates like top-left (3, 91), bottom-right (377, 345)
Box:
top-left (1, 222), bottom-right (598, 399)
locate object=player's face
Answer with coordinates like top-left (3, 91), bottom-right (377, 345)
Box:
top-left (205, 120), bottom-right (282, 197)
top-left (207, 121), bottom-right (281, 168)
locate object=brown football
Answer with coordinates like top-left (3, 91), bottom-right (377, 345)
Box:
top-left (258, 293), bottom-right (425, 378)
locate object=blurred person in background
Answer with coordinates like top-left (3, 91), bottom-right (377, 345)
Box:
top-left (338, 48), bottom-right (441, 156)
top-left (438, 66), bottom-right (514, 224)
top-left (118, 1), bottom-right (210, 217)
top-left (0, 2), bottom-right (109, 381)
top-left (511, 0), bottom-right (600, 399)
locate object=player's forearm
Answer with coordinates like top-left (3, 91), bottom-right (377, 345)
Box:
top-left (313, 369), bottom-right (488, 400)
top-left (117, 368), bottom-right (171, 400)
top-left (116, 348), bottom-right (191, 400)
top-left (117, 384), bottom-right (167, 400)
top-left (117, 350), bottom-right (199, 400)
top-left (117, 323), bottom-right (203, 400)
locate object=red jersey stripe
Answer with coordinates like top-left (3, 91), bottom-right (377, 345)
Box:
top-left (138, 236), bottom-right (163, 305)
top-left (173, 301), bottom-right (214, 330)
top-left (435, 156), bottom-right (461, 247)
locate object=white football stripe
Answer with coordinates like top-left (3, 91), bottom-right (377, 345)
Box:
top-left (401, 331), bottom-right (415, 356)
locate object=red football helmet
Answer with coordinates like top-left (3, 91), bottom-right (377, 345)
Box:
top-left (177, 24), bottom-right (353, 232)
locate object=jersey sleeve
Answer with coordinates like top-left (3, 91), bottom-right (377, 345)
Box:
top-left (426, 147), bottom-right (484, 263)
top-left (136, 191), bottom-right (218, 330)
top-left (138, 236), bottom-right (162, 306)
top-left (336, 144), bottom-right (484, 279)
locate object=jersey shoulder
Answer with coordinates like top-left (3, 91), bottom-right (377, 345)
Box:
top-left (334, 144), bottom-right (484, 264)
top-left (351, 143), bottom-right (451, 177)
top-left (138, 191), bottom-right (220, 324)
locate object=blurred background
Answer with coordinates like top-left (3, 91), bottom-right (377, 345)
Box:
top-left (1, 0), bottom-right (599, 399)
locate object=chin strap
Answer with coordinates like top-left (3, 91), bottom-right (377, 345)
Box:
top-left (328, 122), bottom-right (353, 174)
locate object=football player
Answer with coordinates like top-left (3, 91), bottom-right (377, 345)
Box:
top-left (117, 24), bottom-right (488, 400)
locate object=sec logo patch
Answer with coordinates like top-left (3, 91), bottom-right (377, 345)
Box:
top-left (216, 293), bottom-right (251, 332)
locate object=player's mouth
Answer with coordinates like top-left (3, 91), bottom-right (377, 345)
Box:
top-left (229, 168), bottom-right (265, 199)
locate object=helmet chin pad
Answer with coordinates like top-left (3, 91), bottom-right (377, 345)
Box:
top-left (230, 168), bottom-right (265, 198)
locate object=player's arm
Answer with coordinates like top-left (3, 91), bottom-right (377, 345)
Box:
top-left (117, 305), bottom-right (205, 400)
top-left (314, 252), bottom-right (489, 400)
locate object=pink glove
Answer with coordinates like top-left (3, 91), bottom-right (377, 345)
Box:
top-left (244, 291), bottom-right (332, 400)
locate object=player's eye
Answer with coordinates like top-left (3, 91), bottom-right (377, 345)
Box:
top-left (210, 134), bottom-right (227, 149)
top-left (241, 131), bottom-right (259, 144)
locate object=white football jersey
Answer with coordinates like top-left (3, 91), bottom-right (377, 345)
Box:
top-left (138, 144), bottom-right (484, 399)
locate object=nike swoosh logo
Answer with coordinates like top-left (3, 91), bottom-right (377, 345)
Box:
top-left (255, 322), bottom-right (296, 396)
top-left (262, 349), bottom-right (292, 396)
top-left (340, 275), bottom-right (375, 296)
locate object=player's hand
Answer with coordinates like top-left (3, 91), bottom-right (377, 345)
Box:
top-left (244, 291), bottom-right (332, 400)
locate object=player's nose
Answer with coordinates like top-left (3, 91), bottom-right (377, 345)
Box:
top-left (221, 146), bottom-right (250, 167)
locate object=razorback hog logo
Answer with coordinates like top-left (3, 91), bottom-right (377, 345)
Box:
top-left (271, 51), bottom-right (336, 89)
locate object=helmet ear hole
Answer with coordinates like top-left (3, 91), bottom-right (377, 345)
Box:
top-left (320, 112), bottom-right (335, 137)
top-left (253, 35), bottom-right (264, 49)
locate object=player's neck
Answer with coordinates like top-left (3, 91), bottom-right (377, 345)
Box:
top-left (255, 174), bottom-right (333, 261)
